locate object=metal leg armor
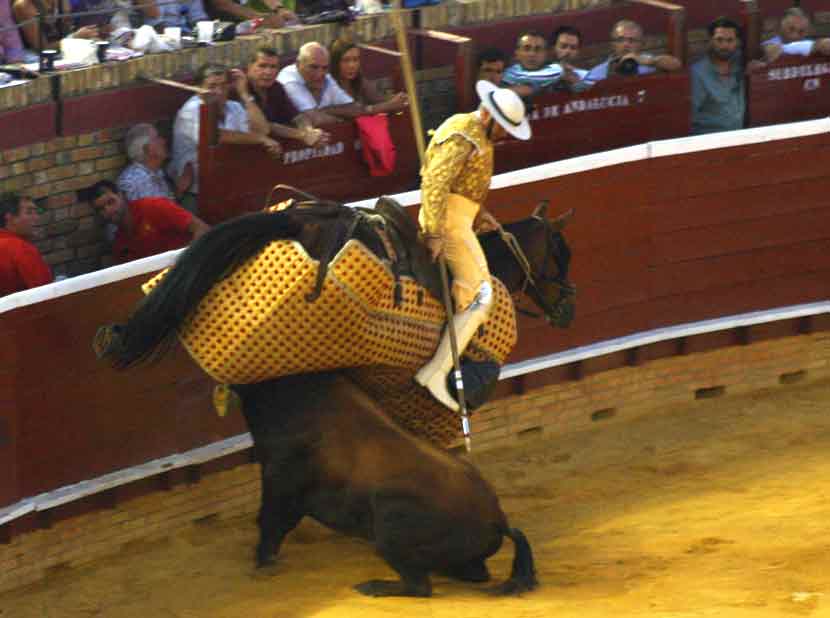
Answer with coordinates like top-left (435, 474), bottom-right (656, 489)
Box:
top-left (415, 281), bottom-right (494, 412)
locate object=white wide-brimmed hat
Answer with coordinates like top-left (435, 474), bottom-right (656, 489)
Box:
top-left (476, 80), bottom-right (531, 141)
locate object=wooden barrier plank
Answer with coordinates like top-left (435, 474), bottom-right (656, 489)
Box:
top-left (652, 175), bottom-right (830, 233)
top-left (61, 83), bottom-right (192, 136)
top-left (649, 238), bottom-right (830, 298)
top-left (652, 206), bottom-right (830, 264)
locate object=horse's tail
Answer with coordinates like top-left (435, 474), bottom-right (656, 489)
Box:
top-left (493, 527), bottom-right (538, 595)
top-left (94, 211), bottom-right (304, 369)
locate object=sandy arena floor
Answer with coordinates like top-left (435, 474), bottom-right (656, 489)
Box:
top-left (2, 379), bottom-right (830, 617)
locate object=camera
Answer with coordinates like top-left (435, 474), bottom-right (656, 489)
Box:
top-left (615, 57), bottom-right (639, 76)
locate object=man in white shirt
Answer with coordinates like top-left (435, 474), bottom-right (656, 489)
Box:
top-left (583, 20), bottom-right (681, 85)
top-left (763, 8), bottom-right (830, 62)
top-left (277, 41), bottom-right (365, 125)
top-left (170, 63), bottom-right (282, 212)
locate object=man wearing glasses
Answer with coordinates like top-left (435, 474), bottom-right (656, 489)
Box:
top-left (583, 19), bottom-right (681, 85)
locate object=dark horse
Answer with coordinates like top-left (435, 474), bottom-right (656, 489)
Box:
top-left (94, 198), bottom-right (573, 597)
top-left (239, 370), bottom-right (537, 597)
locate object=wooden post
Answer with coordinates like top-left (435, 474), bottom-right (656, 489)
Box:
top-left (391, 10), bottom-right (426, 164)
top-left (740, 0), bottom-right (762, 61)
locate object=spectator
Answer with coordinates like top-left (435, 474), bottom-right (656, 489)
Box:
top-left (118, 123), bottom-right (192, 205)
top-left (502, 30), bottom-right (563, 97)
top-left (476, 47), bottom-right (507, 85)
top-left (66, 0), bottom-right (156, 34)
top-left (144, 0), bottom-right (208, 32)
top-left (1, 0), bottom-right (26, 62)
top-left (763, 7), bottom-right (830, 62)
top-left (583, 19), bottom-right (682, 84)
top-left (0, 191), bottom-right (52, 296)
top-left (207, 0), bottom-right (296, 30)
top-left (170, 63), bottom-right (281, 211)
top-left (549, 25), bottom-right (590, 92)
top-left (12, 0), bottom-right (79, 51)
top-left (277, 41), bottom-right (364, 124)
top-left (87, 180), bottom-right (209, 263)
top-left (329, 38), bottom-right (408, 115)
top-left (236, 46), bottom-right (329, 146)
top-left (691, 17), bottom-right (745, 135)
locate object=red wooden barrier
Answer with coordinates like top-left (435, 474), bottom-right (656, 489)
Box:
top-left (197, 109), bottom-right (422, 223)
top-left (747, 54), bottom-right (830, 127)
top-left (0, 102), bottom-right (57, 151)
top-left (60, 82), bottom-right (193, 137)
top-left (495, 71), bottom-right (690, 174)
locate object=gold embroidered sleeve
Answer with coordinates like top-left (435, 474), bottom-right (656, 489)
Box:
top-left (419, 135), bottom-right (474, 236)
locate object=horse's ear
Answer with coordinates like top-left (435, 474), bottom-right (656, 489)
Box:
top-left (532, 200), bottom-right (549, 219)
top-left (550, 208), bottom-right (574, 233)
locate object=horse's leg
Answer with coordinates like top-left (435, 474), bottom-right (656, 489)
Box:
top-left (438, 523), bottom-right (503, 583)
top-left (354, 493), bottom-right (434, 597)
top-left (255, 461), bottom-right (306, 568)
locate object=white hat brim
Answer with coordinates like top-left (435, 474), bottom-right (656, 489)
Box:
top-left (476, 80), bottom-right (532, 141)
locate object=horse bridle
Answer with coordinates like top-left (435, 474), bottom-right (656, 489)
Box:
top-left (496, 215), bottom-right (573, 324)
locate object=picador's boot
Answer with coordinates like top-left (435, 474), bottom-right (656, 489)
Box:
top-left (416, 282), bottom-right (493, 412)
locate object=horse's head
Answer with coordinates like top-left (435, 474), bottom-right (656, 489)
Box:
top-left (486, 201), bottom-right (576, 328)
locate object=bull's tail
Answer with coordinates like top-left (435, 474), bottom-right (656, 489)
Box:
top-left (493, 527), bottom-right (538, 595)
top-left (94, 210), bottom-right (304, 369)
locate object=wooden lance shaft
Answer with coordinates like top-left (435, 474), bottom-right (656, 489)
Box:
top-left (391, 9), bottom-right (426, 163)
top-left (438, 255), bottom-right (473, 453)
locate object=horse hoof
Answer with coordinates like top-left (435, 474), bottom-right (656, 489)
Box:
top-left (92, 325), bottom-right (116, 359)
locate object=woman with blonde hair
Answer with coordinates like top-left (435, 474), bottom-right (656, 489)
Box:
top-left (329, 37), bottom-right (409, 115)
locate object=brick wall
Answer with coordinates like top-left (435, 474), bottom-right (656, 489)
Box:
top-left (2, 330), bottom-right (828, 593)
top-left (0, 129), bottom-right (128, 277)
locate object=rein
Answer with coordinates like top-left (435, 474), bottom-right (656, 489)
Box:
top-left (495, 215), bottom-right (568, 322)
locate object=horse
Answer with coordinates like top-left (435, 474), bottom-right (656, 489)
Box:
top-left (94, 197), bottom-right (574, 380)
top-left (236, 370), bottom-right (537, 597)
top-left (93, 197), bottom-right (572, 596)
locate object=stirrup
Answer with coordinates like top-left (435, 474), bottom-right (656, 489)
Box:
top-left (419, 370), bottom-right (460, 412)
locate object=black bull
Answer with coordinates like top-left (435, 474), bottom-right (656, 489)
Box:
top-left (237, 371), bottom-right (538, 597)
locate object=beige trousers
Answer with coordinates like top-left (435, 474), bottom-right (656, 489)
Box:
top-left (421, 193), bottom-right (492, 311)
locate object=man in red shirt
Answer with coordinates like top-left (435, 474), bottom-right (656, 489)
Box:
top-left (87, 181), bottom-right (210, 264)
top-left (0, 192), bottom-right (52, 296)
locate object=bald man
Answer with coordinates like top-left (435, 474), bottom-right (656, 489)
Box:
top-left (763, 8), bottom-right (830, 62)
top-left (277, 41), bottom-right (366, 125)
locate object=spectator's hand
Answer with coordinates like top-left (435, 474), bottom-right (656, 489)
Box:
top-left (560, 62), bottom-right (581, 84)
top-left (261, 11), bottom-right (293, 29)
top-left (302, 127), bottom-right (329, 147)
top-left (764, 44), bottom-right (783, 63)
top-left (260, 135), bottom-right (283, 157)
top-left (230, 68), bottom-right (249, 97)
top-left (73, 25), bottom-right (100, 39)
top-left (387, 92), bottom-right (409, 112)
top-left (424, 236), bottom-right (444, 261)
top-left (176, 162), bottom-right (194, 197)
top-left (509, 84), bottom-right (534, 98)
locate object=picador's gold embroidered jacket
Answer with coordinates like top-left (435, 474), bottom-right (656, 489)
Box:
top-left (419, 112), bottom-right (494, 236)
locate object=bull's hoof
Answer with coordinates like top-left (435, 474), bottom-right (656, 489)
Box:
top-left (354, 579), bottom-right (431, 598)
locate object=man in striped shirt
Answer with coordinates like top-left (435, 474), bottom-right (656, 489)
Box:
top-left (502, 31), bottom-right (564, 98)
